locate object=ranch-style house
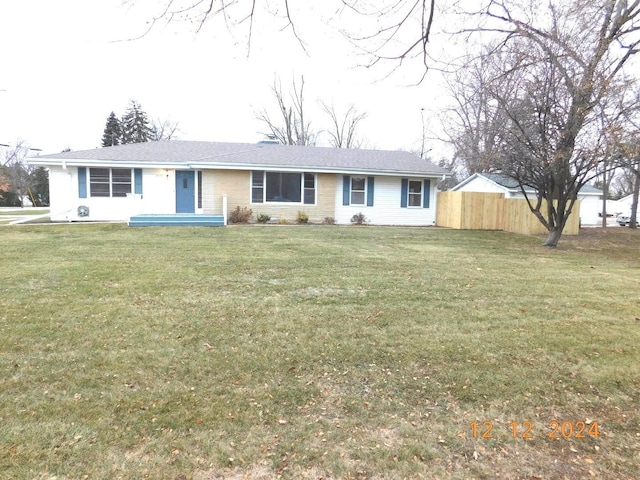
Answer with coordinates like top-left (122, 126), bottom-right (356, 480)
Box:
top-left (29, 140), bottom-right (450, 226)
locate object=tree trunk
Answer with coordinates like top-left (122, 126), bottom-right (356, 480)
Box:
top-left (543, 228), bottom-right (563, 247)
top-left (630, 169), bottom-right (639, 229)
top-left (601, 160), bottom-right (609, 228)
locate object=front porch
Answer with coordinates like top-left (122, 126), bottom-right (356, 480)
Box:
top-left (128, 213), bottom-right (225, 227)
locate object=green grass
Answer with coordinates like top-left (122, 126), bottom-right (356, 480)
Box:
top-left (0, 209), bottom-right (50, 216)
top-left (1, 224), bottom-right (639, 479)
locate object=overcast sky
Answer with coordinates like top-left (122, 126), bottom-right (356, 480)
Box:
top-left (0, 1), bottom-right (451, 156)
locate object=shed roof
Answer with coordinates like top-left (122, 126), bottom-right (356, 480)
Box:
top-left (29, 140), bottom-right (449, 177)
top-left (451, 172), bottom-right (535, 193)
top-left (453, 172), bottom-right (602, 196)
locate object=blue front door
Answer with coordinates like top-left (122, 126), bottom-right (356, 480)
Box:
top-left (176, 171), bottom-right (195, 213)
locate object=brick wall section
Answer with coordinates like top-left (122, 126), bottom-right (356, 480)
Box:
top-left (201, 169), bottom-right (218, 214)
top-left (202, 170), bottom-right (336, 222)
top-left (203, 169), bottom-right (248, 214)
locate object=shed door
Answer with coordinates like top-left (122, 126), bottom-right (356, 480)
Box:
top-left (176, 171), bottom-right (195, 213)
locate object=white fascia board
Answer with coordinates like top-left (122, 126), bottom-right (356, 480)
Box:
top-left (192, 162), bottom-right (448, 178)
top-left (27, 157), bottom-right (449, 177)
top-left (486, 179), bottom-right (534, 195)
top-left (482, 176), bottom-right (512, 193)
top-left (450, 173), bottom-right (480, 190)
top-left (27, 158), bottom-right (189, 169)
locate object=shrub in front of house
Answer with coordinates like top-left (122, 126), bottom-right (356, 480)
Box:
top-left (296, 211), bottom-right (309, 224)
top-left (256, 213), bottom-right (271, 224)
top-left (229, 206), bottom-right (253, 224)
top-left (350, 212), bottom-right (368, 225)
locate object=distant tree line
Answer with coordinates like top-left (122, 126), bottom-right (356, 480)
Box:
top-left (102, 100), bottom-right (179, 147)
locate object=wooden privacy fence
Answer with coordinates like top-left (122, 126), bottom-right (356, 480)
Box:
top-left (436, 191), bottom-right (580, 236)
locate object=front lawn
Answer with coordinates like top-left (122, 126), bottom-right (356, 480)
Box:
top-left (1, 224), bottom-right (638, 479)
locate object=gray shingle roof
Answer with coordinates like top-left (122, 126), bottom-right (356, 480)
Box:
top-left (456, 172), bottom-right (602, 195)
top-left (30, 140), bottom-right (449, 177)
top-left (482, 172), bottom-right (526, 189)
top-left (576, 184), bottom-right (602, 194)
top-left (483, 172), bottom-right (602, 195)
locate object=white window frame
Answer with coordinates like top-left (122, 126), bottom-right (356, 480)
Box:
top-left (251, 171), bottom-right (316, 205)
top-left (407, 179), bottom-right (423, 208)
top-left (350, 177), bottom-right (366, 206)
top-left (89, 168), bottom-right (132, 198)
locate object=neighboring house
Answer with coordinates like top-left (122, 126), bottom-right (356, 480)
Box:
top-left (28, 140), bottom-right (449, 226)
top-left (602, 199), bottom-right (624, 216)
top-left (616, 194), bottom-right (634, 214)
top-left (451, 172), bottom-right (603, 226)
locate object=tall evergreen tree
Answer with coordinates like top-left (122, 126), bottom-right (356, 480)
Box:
top-left (121, 100), bottom-right (152, 144)
top-left (30, 166), bottom-right (49, 206)
top-left (101, 111), bottom-right (122, 147)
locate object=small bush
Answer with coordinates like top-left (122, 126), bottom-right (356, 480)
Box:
top-left (229, 206), bottom-right (253, 224)
top-left (296, 211), bottom-right (309, 224)
top-left (278, 218), bottom-right (290, 225)
top-left (350, 212), bottom-right (368, 225)
top-left (256, 213), bottom-right (271, 224)
top-left (322, 216), bottom-right (336, 225)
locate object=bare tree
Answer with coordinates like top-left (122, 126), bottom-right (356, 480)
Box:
top-left (592, 83), bottom-right (640, 228)
top-left (339, 0), bottom-right (436, 76)
top-left (320, 102), bottom-right (367, 148)
top-left (610, 138), bottom-right (640, 229)
top-left (627, 164), bottom-right (640, 228)
top-left (0, 165), bottom-right (9, 201)
top-left (2, 142), bottom-right (35, 207)
top-left (127, 0), bottom-right (309, 56)
top-left (151, 118), bottom-right (180, 140)
top-left (256, 76), bottom-right (315, 145)
top-left (442, 50), bottom-right (510, 177)
top-left (597, 121), bottom-right (637, 226)
top-left (611, 167), bottom-right (637, 197)
top-left (445, 1), bottom-right (640, 246)
top-left (1, 142), bottom-right (25, 167)
top-left (127, 0), bottom-right (437, 72)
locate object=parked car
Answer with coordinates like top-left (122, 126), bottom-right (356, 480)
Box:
top-left (617, 214), bottom-right (631, 227)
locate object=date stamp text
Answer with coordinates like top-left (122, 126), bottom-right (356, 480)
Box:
top-left (470, 420), bottom-right (599, 439)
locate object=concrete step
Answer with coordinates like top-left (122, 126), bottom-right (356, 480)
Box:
top-left (129, 214), bottom-right (225, 227)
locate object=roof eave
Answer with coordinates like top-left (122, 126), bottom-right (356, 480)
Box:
top-left (28, 158), bottom-right (449, 177)
top-left (450, 172), bottom-right (480, 191)
top-left (27, 158), bottom-right (190, 169)
top-left (196, 162), bottom-right (448, 177)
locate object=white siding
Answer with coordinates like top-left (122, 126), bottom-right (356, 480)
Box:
top-left (577, 195), bottom-right (600, 226)
top-left (617, 194), bottom-right (633, 214)
top-left (455, 176), bottom-right (508, 195)
top-left (48, 166), bottom-right (77, 221)
top-left (49, 168), bottom-right (438, 225)
top-left (334, 176), bottom-right (437, 226)
top-left (49, 167), bottom-right (175, 222)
